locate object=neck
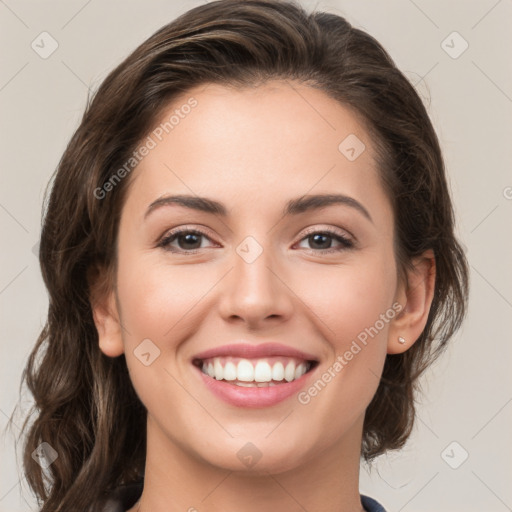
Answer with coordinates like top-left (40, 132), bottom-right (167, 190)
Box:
top-left (129, 414), bottom-right (366, 512)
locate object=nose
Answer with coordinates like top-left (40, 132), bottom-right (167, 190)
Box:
top-left (217, 241), bottom-right (294, 329)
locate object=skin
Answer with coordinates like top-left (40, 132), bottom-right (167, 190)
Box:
top-left (92, 80), bottom-right (435, 512)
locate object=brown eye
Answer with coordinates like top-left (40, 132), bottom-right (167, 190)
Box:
top-left (159, 229), bottom-right (215, 253)
top-left (308, 233), bottom-right (332, 250)
top-left (297, 230), bottom-right (354, 253)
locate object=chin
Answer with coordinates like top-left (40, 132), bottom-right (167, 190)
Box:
top-left (197, 437), bottom-right (313, 475)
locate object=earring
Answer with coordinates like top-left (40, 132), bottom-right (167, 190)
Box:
top-left (398, 336), bottom-right (406, 344)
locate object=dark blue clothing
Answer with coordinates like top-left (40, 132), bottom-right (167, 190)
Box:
top-left (361, 494), bottom-right (387, 512)
top-left (102, 481), bottom-right (387, 511)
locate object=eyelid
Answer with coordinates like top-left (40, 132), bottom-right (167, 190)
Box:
top-left (160, 224), bottom-right (216, 239)
top-left (298, 224), bottom-right (355, 243)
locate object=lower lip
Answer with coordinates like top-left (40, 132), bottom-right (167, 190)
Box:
top-left (194, 364), bottom-right (317, 408)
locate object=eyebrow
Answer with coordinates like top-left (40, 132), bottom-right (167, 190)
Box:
top-left (144, 193), bottom-right (373, 223)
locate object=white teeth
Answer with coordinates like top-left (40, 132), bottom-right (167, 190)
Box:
top-left (271, 362), bottom-right (284, 381)
top-left (199, 357), bottom-right (313, 384)
top-left (284, 361), bottom-right (296, 382)
top-left (237, 360), bottom-right (254, 382)
top-left (223, 361), bottom-right (237, 381)
top-left (254, 361), bottom-right (272, 382)
top-left (294, 363), bottom-right (307, 379)
top-left (214, 359), bottom-right (224, 380)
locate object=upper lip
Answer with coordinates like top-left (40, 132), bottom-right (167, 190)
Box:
top-left (192, 342), bottom-right (319, 362)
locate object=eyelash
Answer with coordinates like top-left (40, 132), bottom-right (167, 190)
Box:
top-left (157, 226), bottom-right (354, 255)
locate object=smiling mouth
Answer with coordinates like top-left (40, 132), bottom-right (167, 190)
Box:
top-left (192, 356), bottom-right (319, 387)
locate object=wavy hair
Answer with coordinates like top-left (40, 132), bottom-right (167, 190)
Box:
top-left (16, 0), bottom-right (468, 510)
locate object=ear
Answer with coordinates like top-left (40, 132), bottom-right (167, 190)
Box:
top-left (387, 249), bottom-right (436, 354)
top-left (88, 266), bottom-right (125, 358)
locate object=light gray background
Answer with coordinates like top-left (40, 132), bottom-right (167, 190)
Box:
top-left (1, 1), bottom-right (511, 511)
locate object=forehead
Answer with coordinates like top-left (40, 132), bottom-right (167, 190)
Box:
top-left (123, 80), bottom-right (390, 222)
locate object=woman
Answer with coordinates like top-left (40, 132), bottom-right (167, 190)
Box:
top-left (19, 1), bottom-right (469, 511)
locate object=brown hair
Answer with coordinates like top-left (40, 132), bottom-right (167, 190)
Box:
top-left (16, 0), bottom-right (468, 510)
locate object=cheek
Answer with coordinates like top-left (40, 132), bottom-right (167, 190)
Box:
top-left (293, 261), bottom-right (395, 429)
top-left (293, 255), bottom-right (397, 342)
top-left (115, 257), bottom-right (207, 413)
top-left (117, 256), bottom-right (209, 338)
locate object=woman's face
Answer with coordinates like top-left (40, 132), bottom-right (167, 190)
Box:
top-left (100, 81), bottom-right (403, 473)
